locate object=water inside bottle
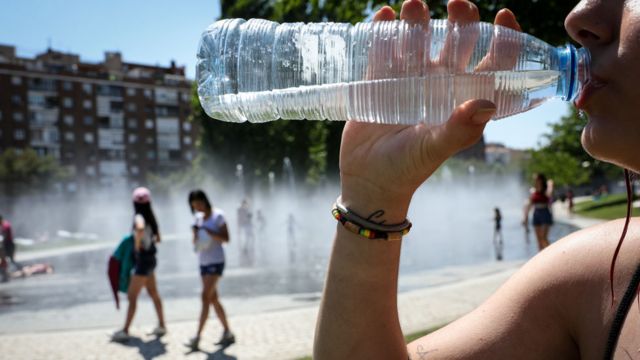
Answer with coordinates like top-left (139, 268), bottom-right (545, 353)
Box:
top-left (200, 70), bottom-right (561, 125)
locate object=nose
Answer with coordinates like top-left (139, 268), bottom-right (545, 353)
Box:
top-left (564, 0), bottom-right (614, 48)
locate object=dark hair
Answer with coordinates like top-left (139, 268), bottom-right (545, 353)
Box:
top-left (133, 202), bottom-right (159, 236)
top-left (188, 189), bottom-right (212, 214)
top-left (535, 173), bottom-right (548, 193)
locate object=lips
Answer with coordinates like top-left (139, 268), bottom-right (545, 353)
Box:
top-left (574, 75), bottom-right (607, 110)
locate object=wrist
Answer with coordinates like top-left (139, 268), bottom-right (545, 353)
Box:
top-left (340, 179), bottom-right (412, 225)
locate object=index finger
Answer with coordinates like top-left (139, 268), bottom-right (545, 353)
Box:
top-left (475, 9), bottom-right (522, 72)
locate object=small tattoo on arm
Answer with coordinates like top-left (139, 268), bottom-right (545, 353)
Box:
top-left (366, 209), bottom-right (387, 225)
top-left (409, 345), bottom-right (438, 360)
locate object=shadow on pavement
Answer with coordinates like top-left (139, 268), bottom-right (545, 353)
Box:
top-left (117, 336), bottom-right (167, 360)
top-left (185, 343), bottom-right (238, 360)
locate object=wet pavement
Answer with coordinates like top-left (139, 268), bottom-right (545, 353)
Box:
top-left (0, 179), bottom-right (579, 333)
top-left (0, 220), bottom-right (576, 330)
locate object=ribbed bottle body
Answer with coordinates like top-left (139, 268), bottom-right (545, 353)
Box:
top-left (197, 19), bottom-right (584, 125)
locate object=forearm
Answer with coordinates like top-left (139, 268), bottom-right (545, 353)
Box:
top-left (211, 234), bottom-right (228, 243)
top-left (204, 228), bottom-right (228, 243)
top-left (314, 224), bottom-right (407, 359)
top-left (523, 204), bottom-right (531, 222)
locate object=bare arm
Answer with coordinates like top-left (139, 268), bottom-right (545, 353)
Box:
top-left (523, 200), bottom-right (532, 226)
top-left (313, 1), bottom-right (571, 358)
top-left (315, 198), bottom-right (409, 359)
top-left (205, 223), bottom-right (230, 243)
top-left (133, 215), bottom-right (145, 251)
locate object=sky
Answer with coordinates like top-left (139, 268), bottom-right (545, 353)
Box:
top-left (0, 0), bottom-right (569, 150)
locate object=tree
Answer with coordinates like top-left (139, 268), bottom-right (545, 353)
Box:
top-left (526, 106), bottom-right (619, 188)
top-left (196, 0), bottom-right (579, 188)
top-left (0, 148), bottom-right (69, 196)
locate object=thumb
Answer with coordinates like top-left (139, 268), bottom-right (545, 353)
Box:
top-left (427, 99), bottom-right (496, 161)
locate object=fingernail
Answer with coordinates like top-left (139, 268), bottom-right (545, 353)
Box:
top-left (471, 108), bottom-right (496, 124)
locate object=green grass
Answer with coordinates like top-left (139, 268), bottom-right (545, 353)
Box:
top-left (295, 324), bottom-right (445, 360)
top-left (574, 193), bottom-right (640, 220)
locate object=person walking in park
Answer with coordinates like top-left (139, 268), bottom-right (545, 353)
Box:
top-left (237, 199), bottom-right (255, 265)
top-left (185, 190), bottom-right (235, 350)
top-left (112, 187), bottom-right (166, 342)
top-left (493, 207), bottom-right (504, 261)
top-left (523, 174), bottom-right (554, 251)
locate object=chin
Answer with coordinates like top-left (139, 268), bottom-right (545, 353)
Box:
top-left (582, 120), bottom-right (640, 173)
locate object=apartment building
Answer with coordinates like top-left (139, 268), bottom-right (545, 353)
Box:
top-left (0, 44), bottom-right (196, 191)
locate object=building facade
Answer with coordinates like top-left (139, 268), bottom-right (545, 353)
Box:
top-left (0, 45), bottom-right (196, 191)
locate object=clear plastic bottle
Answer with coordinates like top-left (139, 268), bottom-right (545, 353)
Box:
top-left (197, 18), bottom-right (590, 125)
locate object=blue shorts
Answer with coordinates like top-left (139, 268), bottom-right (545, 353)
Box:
top-left (533, 208), bottom-right (553, 226)
top-left (200, 262), bottom-right (225, 276)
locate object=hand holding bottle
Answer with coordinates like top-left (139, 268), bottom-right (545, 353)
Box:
top-left (339, 0), bottom-right (522, 223)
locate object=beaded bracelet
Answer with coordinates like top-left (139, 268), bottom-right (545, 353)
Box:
top-left (332, 203), bottom-right (411, 241)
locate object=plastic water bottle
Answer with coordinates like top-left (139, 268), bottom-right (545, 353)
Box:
top-left (197, 19), bottom-right (590, 125)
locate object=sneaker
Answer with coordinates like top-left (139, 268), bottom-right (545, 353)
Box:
top-left (185, 336), bottom-right (200, 350)
top-left (215, 330), bottom-right (235, 346)
top-left (111, 330), bottom-right (130, 342)
top-left (150, 326), bottom-right (167, 337)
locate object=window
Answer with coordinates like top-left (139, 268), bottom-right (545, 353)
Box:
top-left (63, 81), bottom-right (73, 91)
top-left (111, 116), bottom-right (124, 128)
top-left (127, 119), bottom-right (138, 129)
top-left (144, 89), bottom-right (152, 98)
top-left (146, 150), bottom-right (155, 160)
top-left (126, 88), bottom-right (136, 96)
top-left (182, 122), bottom-right (192, 131)
top-left (83, 99), bottom-right (92, 110)
top-left (127, 103), bottom-right (137, 112)
top-left (65, 132), bottom-right (75, 142)
top-left (158, 150), bottom-right (169, 161)
top-left (50, 129), bottom-right (60, 142)
top-left (146, 137), bottom-right (154, 145)
top-left (63, 98), bottom-right (73, 108)
top-left (11, 76), bottom-right (22, 86)
top-left (11, 95), bottom-right (22, 105)
top-left (83, 116), bottom-right (94, 126)
top-left (130, 152), bottom-right (138, 160)
top-left (14, 130), bottom-right (25, 140)
top-left (145, 119), bottom-right (154, 129)
top-left (64, 115), bottom-right (74, 126)
top-left (28, 93), bottom-right (46, 107)
top-left (181, 92), bottom-right (190, 102)
top-left (13, 112), bottom-right (24, 122)
top-left (84, 133), bottom-right (94, 143)
top-left (128, 134), bottom-right (137, 144)
top-left (86, 166), bottom-right (96, 176)
top-left (82, 83), bottom-right (92, 94)
top-left (66, 182), bottom-right (77, 192)
top-left (183, 136), bottom-right (192, 145)
top-left (130, 166), bottom-right (139, 175)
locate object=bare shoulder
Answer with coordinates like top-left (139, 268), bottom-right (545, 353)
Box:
top-left (407, 218), bottom-right (640, 359)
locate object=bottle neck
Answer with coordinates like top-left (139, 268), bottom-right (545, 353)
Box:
top-left (557, 44), bottom-right (591, 102)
